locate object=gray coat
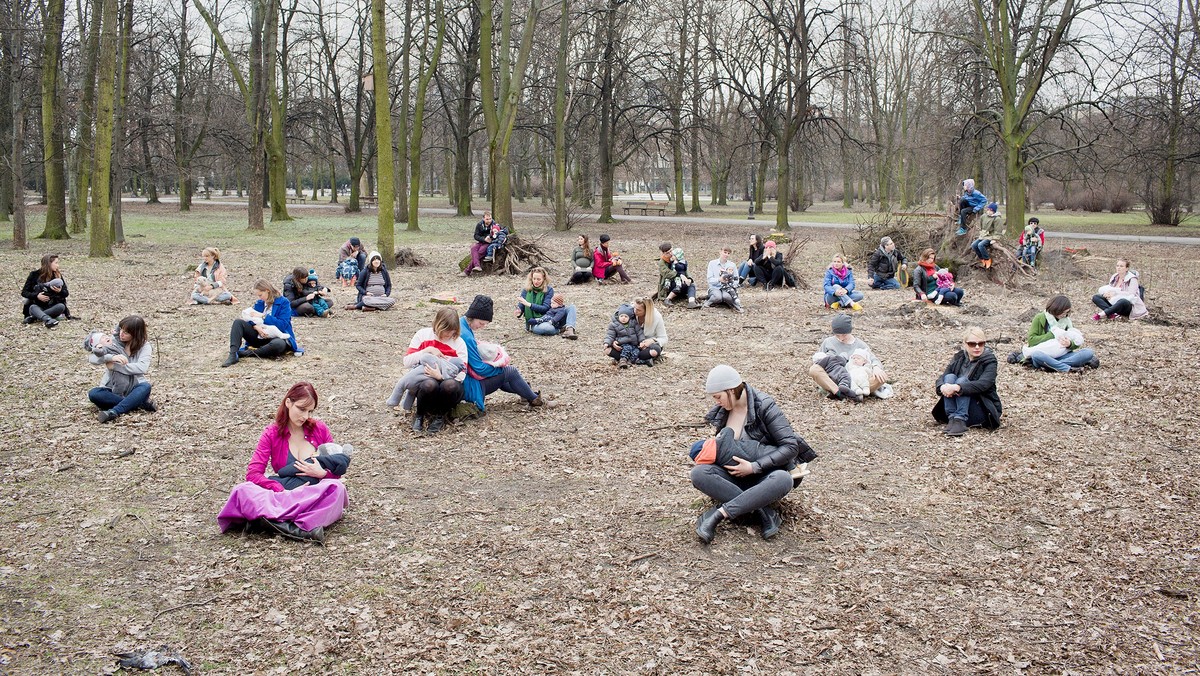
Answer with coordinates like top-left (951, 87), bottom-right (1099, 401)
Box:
top-left (604, 307), bottom-right (645, 348)
top-left (704, 383), bottom-right (816, 469)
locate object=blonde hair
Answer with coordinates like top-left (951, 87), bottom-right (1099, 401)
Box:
top-left (202, 247), bottom-right (221, 261)
top-left (962, 326), bottom-right (987, 343)
top-left (524, 267), bottom-right (549, 292)
top-left (432, 307), bottom-right (460, 339)
top-left (253, 279), bottom-right (280, 302)
top-left (634, 296), bottom-right (656, 327)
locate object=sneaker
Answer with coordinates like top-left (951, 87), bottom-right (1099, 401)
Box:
top-left (662, 298), bottom-right (675, 307)
top-left (528, 395), bottom-right (545, 407)
top-left (983, 259), bottom-right (992, 269)
top-left (1006, 351), bottom-right (1022, 364)
top-left (22, 316), bottom-right (36, 325)
top-left (44, 318), bottom-right (59, 329)
top-left (472, 266), bottom-right (483, 272)
top-left (482, 255), bottom-right (493, 262)
top-left (142, 400), bottom-right (158, 413)
top-left (1091, 312), bottom-right (1104, 322)
top-left (97, 409), bottom-right (117, 423)
top-left (734, 304), bottom-right (745, 314)
top-left (618, 358), bottom-right (630, 369)
top-left (687, 298), bottom-right (700, 309)
top-left (955, 227), bottom-right (968, 236)
top-left (944, 418), bottom-right (968, 436)
top-left (1087, 356), bottom-right (1100, 369)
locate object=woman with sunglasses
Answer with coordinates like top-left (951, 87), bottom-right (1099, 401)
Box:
top-left (932, 326), bottom-right (1002, 437)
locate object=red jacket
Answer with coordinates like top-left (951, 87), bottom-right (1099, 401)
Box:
top-left (593, 246), bottom-right (618, 279)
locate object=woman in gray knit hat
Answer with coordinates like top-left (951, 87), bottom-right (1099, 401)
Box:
top-left (688, 365), bottom-right (816, 544)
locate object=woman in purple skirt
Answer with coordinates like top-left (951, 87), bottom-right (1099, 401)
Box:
top-left (217, 382), bottom-right (349, 544)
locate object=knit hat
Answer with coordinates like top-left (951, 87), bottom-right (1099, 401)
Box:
top-left (616, 304), bottom-right (635, 320)
top-left (44, 278), bottom-right (63, 290)
top-left (367, 250), bottom-right (382, 264)
top-left (599, 234), bottom-right (611, 243)
top-left (349, 237), bottom-right (361, 247)
top-left (764, 240), bottom-right (777, 249)
top-left (704, 364), bottom-right (742, 393)
top-left (962, 178), bottom-right (976, 191)
top-left (831, 313), bottom-right (852, 335)
top-left (307, 269), bottom-right (318, 281)
top-left (466, 294), bottom-right (494, 322)
top-left (987, 202), bottom-right (999, 213)
top-left (850, 348), bottom-right (871, 363)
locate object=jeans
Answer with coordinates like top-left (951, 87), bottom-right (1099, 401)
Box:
top-left (193, 290), bottom-right (233, 304)
top-left (957, 198), bottom-right (972, 226)
top-left (941, 375), bottom-right (970, 422)
top-left (1019, 246), bottom-right (1040, 266)
top-left (530, 305), bottom-right (576, 335)
top-left (480, 365), bottom-right (538, 402)
top-left (27, 303), bottom-right (66, 321)
top-left (1030, 348), bottom-right (1095, 373)
top-left (738, 262), bottom-right (757, 285)
top-left (485, 231), bottom-right (507, 259)
top-left (607, 342), bottom-right (661, 361)
top-left (824, 290), bottom-right (864, 308)
top-left (971, 239), bottom-right (992, 259)
top-left (89, 383), bottom-right (152, 416)
top-left (1092, 294), bottom-right (1132, 318)
top-left (689, 462), bottom-right (794, 520)
top-left (871, 276), bottom-right (900, 290)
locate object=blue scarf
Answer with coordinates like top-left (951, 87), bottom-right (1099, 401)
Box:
top-left (460, 317), bottom-right (502, 411)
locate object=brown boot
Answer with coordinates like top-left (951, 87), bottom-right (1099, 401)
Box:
top-left (561, 326), bottom-right (578, 340)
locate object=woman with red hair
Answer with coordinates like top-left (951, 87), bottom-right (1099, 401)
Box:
top-left (217, 382), bottom-right (349, 544)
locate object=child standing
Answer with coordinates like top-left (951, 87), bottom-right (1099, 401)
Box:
top-left (1019, 218), bottom-right (1045, 266)
top-left (604, 303), bottom-right (646, 368)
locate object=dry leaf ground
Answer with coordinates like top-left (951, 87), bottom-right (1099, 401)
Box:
top-left (1, 203), bottom-right (1198, 674)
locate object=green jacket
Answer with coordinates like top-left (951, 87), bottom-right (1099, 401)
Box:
top-left (1027, 311), bottom-right (1080, 350)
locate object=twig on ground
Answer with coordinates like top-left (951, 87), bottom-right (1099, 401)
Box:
top-left (152, 596), bottom-right (219, 622)
top-left (112, 450), bottom-right (136, 459)
top-left (56, 464), bottom-right (76, 472)
top-left (646, 422), bottom-right (708, 431)
top-left (625, 552), bottom-right (658, 565)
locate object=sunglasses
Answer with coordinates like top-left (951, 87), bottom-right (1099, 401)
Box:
top-left (965, 341), bottom-right (987, 348)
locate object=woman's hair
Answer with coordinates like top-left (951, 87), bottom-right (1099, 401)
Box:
top-left (369, 254), bottom-right (383, 270)
top-left (1045, 295), bottom-right (1071, 317)
top-left (274, 381), bottom-right (319, 432)
top-left (524, 266), bottom-right (549, 292)
top-left (253, 279), bottom-right (280, 302)
top-left (919, 248), bottom-right (936, 263)
top-left (831, 254), bottom-right (845, 265)
top-left (432, 307), bottom-right (460, 339)
top-left (1116, 258), bottom-right (1130, 268)
top-left (202, 247), bottom-right (221, 261)
top-left (659, 242), bottom-right (672, 253)
top-left (118, 315), bottom-right (147, 357)
top-left (291, 267), bottom-right (308, 287)
top-left (962, 326), bottom-right (987, 343)
top-left (37, 254), bottom-right (59, 283)
top-left (579, 234), bottom-right (591, 253)
top-left (634, 296), bottom-right (655, 326)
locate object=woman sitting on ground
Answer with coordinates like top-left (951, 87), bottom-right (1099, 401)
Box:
top-left (629, 296), bottom-right (667, 363)
top-left (190, 247), bottom-right (235, 305)
top-left (569, 235), bottom-right (595, 284)
top-left (752, 240), bottom-right (795, 290)
top-left (1091, 258), bottom-right (1148, 321)
top-left (689, 365), bottom-right (817, 544)
top-left (459, 295), bottom-right (544, 413)
top-left (282, 268), bottom-right (334, 318)
top-left (222, 279), bottom-right (299, 367)
top-left (592, 234), bottom-right (631, 284)
top-left (933, 326), bottom-right (1001, 437)
top-left (88, 315), bottom-right (156, 423)
top-left (21, 253), bottom-right (74, 328)
top-left (216, 382), bottom-right (349, 544)
top-left (516, 266), bottom-right (578, 339)
top-left (354, 251), bottom-right (395, 311)
top-left (739, 234), bottom-right (765, 286)
top-left (389, 307), bottom-right (468, 434)
top-left (823, 254), bottom-right (863, 311)
top-left (912, 248), bottom-right (964, 305)
top-left (1012, 295), bottom-right (1098, 373)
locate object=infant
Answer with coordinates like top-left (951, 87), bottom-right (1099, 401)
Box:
top-left (690, 427), bottom-right (773, 467)
top-left (240, 307), bottom-right (290, 340)
top-left (930, 268), bottom-right (956, 305)
top-left (386, 353), bottom-right (466, 410)
top-left (270, 442), bottom-right (354, 490)
top-left (1022, 326), bottom-right (1085, 360)
top-left (812, 350), bottom-right (864, 402)
top-left (844, 349), bottom-right (873, 397)
top-left (84, 330), bottom-right (137, 396)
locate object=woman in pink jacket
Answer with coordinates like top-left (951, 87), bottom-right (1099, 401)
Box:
top-left (216, 382), bottom-right (349, 544)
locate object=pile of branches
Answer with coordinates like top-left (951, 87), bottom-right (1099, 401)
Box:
top-left (457, 232), bottom-right (553, 276)
top-left (780, 236), bottom-right (811, 289)
top-left (393, 247), bottom-right (428, 267)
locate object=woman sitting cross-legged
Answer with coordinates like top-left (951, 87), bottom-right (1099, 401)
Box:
top-left (353, 251), bottom-right (395, 311)
top-left (739, 234), bottom-right (765, 287)
top-left (222, 279), bottom-right (300, 367)
top-left (752, 240), bottom-right (796, 290)
top-left (1011, 295), bottom-right (1098, 373)
top-left (516, 266), bottom-right (578, 339)
top-left (932, 326), bottom-right (1002, 437)
top-left (388, 307), bottom-right (468, 435)
top-left (190, 247), bottom-right (236, 305)
top-left (282, 267), bottom-right (334, 318)
top-left (568, 235), bottom-right (595, 284)
top-left (21, 253), bottom-right (75, 328)
top-left (216, 382), bottom-right (349, 544)
top-left (460, 295), bottom-right (544, 413)
top-left (912, 248), bottom-right (964, 305)
top-left (87, 315), bottom-right (156, 423)
top-left (823, 254), bottom-right (863, 311)
top-left (689, 365), bottom-right (817, 544)
top-left (627, 296), bottom-right (668, 364)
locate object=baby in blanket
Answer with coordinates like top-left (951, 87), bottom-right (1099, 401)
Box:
top-left (270, 443), bottom-right (354, 490)
top-left (1023, 326), bottom-right (1085, 360)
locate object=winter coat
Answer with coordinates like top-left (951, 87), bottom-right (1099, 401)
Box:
top-left (604, 311), bottom-right (644, 349)
top-left (21, 270), bottom-right (70, 317)
top-left (978, 212), bottom-right (1002, 239)
top-left (867, 246), bottom-right (903, 280)
top-left (746, 243), bottom-right (765, 265)
top-left (473, 219), bottom-right (502, 244)
top-left (962, 189), bottom-right (988, 213)
top-left (593, 246), bottom-right (619, 279)
top-left (912, 263), bottom-right (937, 300)
top-left (355, 264), bottom-right (392, 306)
top-left (703, 383), bottom-right (817, 470)
top-left (754, 250), bottom-right (783, 272)
top-left (823, 265), bottom-right (857, 296)
top-left (572, 246), bottom-right (593, 270)
top-left (194, 259), bottom-right (229, 289)
top-left (932, 349), bottom-right (1002, 429)
top-left (255, 296), bottom-right (299, 353)
top-left (1019, 227), bottom-right (1045, 248)
top-left (282, 277), bottom-right (328, 310)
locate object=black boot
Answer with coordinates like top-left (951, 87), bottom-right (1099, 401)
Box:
top-left (264, 519), bottom-right (325, 545)
top-left (411, 415), bottom-right (426, 434)
top-left (221, 350), bottom-right (239, 367)
top-left (695, 506), bottom-right (725, 544)
top-left (426, 416), bottom-right (446, 434)
top-left (756, 507), bottom-right (783, 540)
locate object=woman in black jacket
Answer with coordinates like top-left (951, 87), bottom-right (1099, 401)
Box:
top-left (282, 268), bottom-right (333, 317)
top-left (933, 326), bottom-right (1002, 436)
top-left (751, 241), bottom-right (796, 290)
top-left (689, 364), bottom-right (816, 543)
top-left (21, 254), bottom-right (74, 328)
top-left (739, 234), bottom-right (765, 286)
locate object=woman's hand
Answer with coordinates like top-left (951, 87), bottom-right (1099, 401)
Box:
top-left (939, 383), bottom-right (961, 397)
top-left (638, 339), bottom-right (652, 349)
top-left (1058, 336), bottom-right (1071, 347)
top-left (254, 324), bottom-right (270, 338)
top-left (109, 354), bottom-right (129, 365)
top-left (294, 458), bottom-right (329, 479)
top-left (723, 456), bottom-right (755, 477)
top-left (518, 297), bottom-right (531, 307)
top-left (306, 292), bottom-right (316, 301)
top-left (423, 364), bottom-right (443, 381)
top-left (37, 292), bottom-right (50, 303)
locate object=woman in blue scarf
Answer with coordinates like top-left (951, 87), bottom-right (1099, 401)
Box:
top-left (459, 295), bottom-right (544, 412)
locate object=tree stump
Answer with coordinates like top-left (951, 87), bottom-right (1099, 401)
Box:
top-left (457, 233), bottom-right (553, 275)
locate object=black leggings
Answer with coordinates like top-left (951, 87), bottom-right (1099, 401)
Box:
top-left (1092, 294), bottom-right (1132, 318)
top-left (568, 271), bottom-right (593, 284)
top-left (415, 378), bottom-right (463, 417)
top-left (607, 342), bottom-right (661, 361)
top-left (752, 265), bottom-right (795, 288)
top-left (229, 319), bottom-right (290, 358)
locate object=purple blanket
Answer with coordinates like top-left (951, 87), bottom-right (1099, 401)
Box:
top-left (217, 479), bottom-right (348, 533)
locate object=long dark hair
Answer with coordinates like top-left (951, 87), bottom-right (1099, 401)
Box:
top-left (118, 316), bottom-right (148, 357)
top-left (1045, 295), bottom-right (1071, 318)
top-left (37, 254), bottom-right (60, 283)
top-left (291, 267), bottom-right (308, 288)
top-left (752, 234), bottom-right (763, 248)
top-left (579, 234), bottom-right (591, 255)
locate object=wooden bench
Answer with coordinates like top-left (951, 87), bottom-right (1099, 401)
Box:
top-left (285, 195), bottom-right (307, 205)
top-left (360, 195), bottom-right (378, 207)
top-left (621, 200), bottom-right (669, 216)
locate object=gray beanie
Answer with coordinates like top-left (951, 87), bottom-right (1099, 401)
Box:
top-left (705, 364), bottom-right (743, 393)
top-left (831, 313), bottom-right (852, 335)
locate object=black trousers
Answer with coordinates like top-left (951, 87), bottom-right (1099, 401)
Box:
top-left (1092, 294), bottom-right (1132, 318)
top-left (607, 342), bottom-right (661, 361)
top-left (229, 319), bottom-right (290, 358)
top-left (415, 379), bottom-right (464, 417)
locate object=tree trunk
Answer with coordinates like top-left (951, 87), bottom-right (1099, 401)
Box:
top-left (72, 0), bottom-right (102, 233)
top-left (110, 0), bottom-right (132, 245)
top-left (9, 4), bottom-right (27, 248)
top-left (552, 0), bottom-right (569, 230)
top-left (88, 0), bottom-right (117, 257)
top-left (264, 1), bottom-right (290, 222)
top-left (39, 0), bottom-right (68, 239)
top-left (394, 0), bottom-right (411, 223)
top-left (371, 0), bottom-right (395, 253)
top-left (407, 0), bottom-right (444, 232)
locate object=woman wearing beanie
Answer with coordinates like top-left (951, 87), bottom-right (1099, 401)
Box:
top-left (354, 251), bottom-right (395, 311)
top-left (459, 295), bottom-right (544, 412)
top-left (592, 234), bottom-right (631, 284)
top-left (689, 365), bottom-right (816, 544)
